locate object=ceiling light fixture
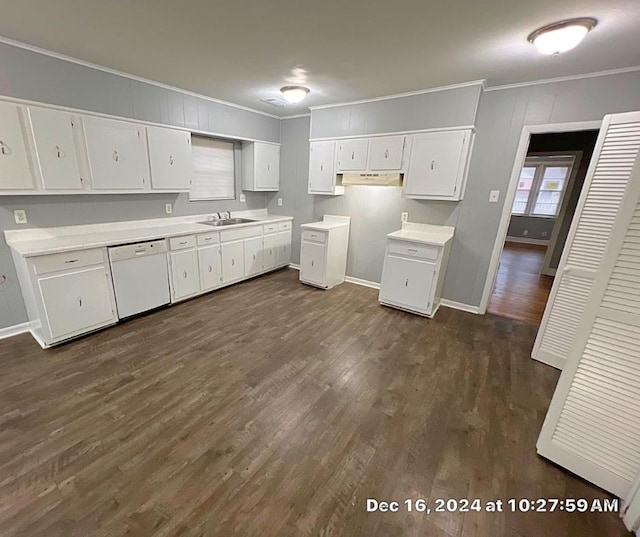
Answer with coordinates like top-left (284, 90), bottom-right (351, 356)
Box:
top-left (280, 85), bottom-right (310, 104)
top-left (528, 18), bottom-right (597, 55)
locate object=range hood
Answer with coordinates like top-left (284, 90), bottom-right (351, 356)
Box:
top-left (341, 173), bottom-right (403, 187)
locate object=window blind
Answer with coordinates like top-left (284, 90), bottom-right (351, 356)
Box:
top-left (189, 136), bottom-right (235, 201)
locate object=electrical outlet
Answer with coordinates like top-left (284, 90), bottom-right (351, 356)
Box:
top-left (489, 190), bottom-right (500, 203)
top-left (523, 229), bottom-right (529, 236)
top-left (277, 198), bottom-right (283, 207)
top-left (401, 212), bottom-right (408, 223)
top-left (14, 210), bottom-right (27, 224)
top-left (542, 231), bottom-right (548, 238)
top-left (165, 203), bottom-right (173, 215)
top-left (239, 193), bottom-right (246, 203)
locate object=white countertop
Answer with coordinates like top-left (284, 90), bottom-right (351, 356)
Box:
top-left (5, 210), bottom-right (293, 257)
top-left (301, 214), bottom-right (351, 231)
top-left (387, 222), bottom-right (455, 246)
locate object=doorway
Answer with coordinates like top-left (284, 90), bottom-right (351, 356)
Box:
top-left (487, 130), bottom-right (599, 324)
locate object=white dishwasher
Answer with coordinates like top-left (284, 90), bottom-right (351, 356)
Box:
top-left (108, 240), bottom-right (171, 319)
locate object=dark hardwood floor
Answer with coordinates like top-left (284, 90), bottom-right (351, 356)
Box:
top-left (488, 242), bottom-right (555, 325)
top-left (0, 269), bottom-right (628, 536)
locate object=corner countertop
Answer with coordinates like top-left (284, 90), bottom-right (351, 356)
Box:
top-left (387, 222), bottom-right (455, 246)
top-left (5, 210), bottom-right (293, 257)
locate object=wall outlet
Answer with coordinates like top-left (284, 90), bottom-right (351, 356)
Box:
top-left (489, 190), bottom-right (500, 203)
top-left (542, 231), bottom-right (548, 238)
top-left (523, 229), bottom-right (529, 236)
top-left (14, 210), bottom-right (27, 224)
top-left (165, 203), bottom-right (173, 215)
top-left (277, 198), bottom-right (283, 207)
top-left (239, 193), bottom-right (246, 203)
top-left (401, 212), bottom-right (408, 223)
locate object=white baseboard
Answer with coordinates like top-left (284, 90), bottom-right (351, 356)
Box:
top-left (288, 263), bottom-right (300, 270)
top-left (505, 237), bottom-right (550, 246)
top-left (0, 321), bottom-right (31, 340)
top-left (440, 299), bottom-right (481, 315)
top-left (344, 276), bottom-right (381, 290)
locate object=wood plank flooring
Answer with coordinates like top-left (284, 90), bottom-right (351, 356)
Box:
top-left (0, 268), bottom-right (628, 536)
top-left (488, 242), bottom-right (555, 325)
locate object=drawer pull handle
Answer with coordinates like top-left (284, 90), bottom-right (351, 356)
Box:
top-left (430, 160), bottom-right (435, 170)
top-left (169, 155), bottom-right (174, 165)
top-left (320, 164), bottom-right (323, 171)
top-left (179, 241), bottom-right (187, 245)
top-left (54, 145), bottom-right (65, 159)
top-left (78, 297), bottom-right (83, 307)
top-left (208, 265), bottom-right (213, 273)
top-left (113, 151), bottom-right (119, 162)
top-left (231, 259), bottom-right (235, 266)
top-left (0, 141), bottom-right (10, 155)
top-left (253, 254), bottom-right (256, 261)
top-left (351, 151), bottom-right (355, 160)
top-left (405, 279), bottom-right (409, 287)
top-left (407, 248), bottom-right (418, 253)
top-left (384, 149), bottom-right (389, 158)
top-left (183, 271), bottom-right (188, 279)
top-left (65, 259), bottom-right (79, 264)
top-left (311, 260), bottom-right (314, 267)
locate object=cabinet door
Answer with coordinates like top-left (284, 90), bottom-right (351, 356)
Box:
top-left (255, 143), bottom-right (280, 190)
top-left (83, 116), bottom-right (149, 190)
top-left (263, 233), bottom-right (278, 271)
top-left (170, 250), bottom-right (199, 300)
top-left (244, 236), bottom-right (264, 277)
top-left (308, 141), bottom-right (336, 193)
top-left (337, 139), bottom-right (368, 171)
top-left (300, 241), bottom-right (326, 285)
top-left (38, 266), bottom-right (115, 340)
top-left (29, 107), bottom-right (83, 190)
top-left (404, 131), bottom-right (468, 199)
top-left (277, 230), bottom-right (292, 266)
top-left (221, 241), bottom-right (245, 283)
top-left (368, 135), bottom-right (405, 171)
top-left (147, 126), bottom-right (192, 191)
top-left (198, 244), bottom-right (222, 291)
top-left (380, 255), bottom-right (435, 313)
top-left (0, 102), bottom-right (36, 190)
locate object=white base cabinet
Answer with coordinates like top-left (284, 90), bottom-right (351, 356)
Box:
top-left (300, 215), bottom-right (350, 289)
top-left (221, 240), bottom-right (245, 284)
top-left (379, 224), bottom-right (454, 318)
top-left (197, 232), bottom-right (222, 292)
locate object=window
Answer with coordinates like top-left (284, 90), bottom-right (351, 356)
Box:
top-left (511, 155), bottom-right (575, 217)
top-left (189, 136), bottom-right (235, 201)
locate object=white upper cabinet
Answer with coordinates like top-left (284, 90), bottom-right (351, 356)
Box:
top-left (28, 107), bottom-right (84, 190)
top-left (308, 140), bottom-right (340, 194)
top-left (147, 126), bottom-right (192, 191)
top-left (368, 135), bottom-right (406, 171)
top-left (242, 142), bottom-right (280, 191)
top-left (0, 102), bottom-right (37, 191)
top-left (404, 129), bottom-right (473, 201)
top-left (336, 138), bottom-right (369, 171)
top-left (83, 116), bottom-right (149, 190)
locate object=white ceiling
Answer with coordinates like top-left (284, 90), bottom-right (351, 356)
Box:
top-left (1, 0), bottom-right (639, 117)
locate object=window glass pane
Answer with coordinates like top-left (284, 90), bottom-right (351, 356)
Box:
top-left (190, 137), bottom-right (235, 201)
top-left (533, 191), bottom-right (562, 216)
top-left (512, 167), bottom-right (535, 214)
top-left (532, 166), bottom-right (570, 215)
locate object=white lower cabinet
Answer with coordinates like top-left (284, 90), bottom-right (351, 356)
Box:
top-left (244, 236), bottom-right (264, 277)
top-left (221, 240), bottom-right (245, 284)
top-left (300, 240), bottom-right (326, 285)
top-left (198, 244), bottom-right (222, 292)
top-left (263, 233), bottom-right (278, 271)
top-left (277, 229), bottom-right (292, 266)
top-left (170, 249), bottom-right (200, 301)
top-left (39, 266), bottom-right (116, 340)
top-left (378, 224), bottom-right (454, 318)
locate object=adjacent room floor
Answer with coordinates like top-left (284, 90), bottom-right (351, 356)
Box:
top-left (0, 269), bottom-right (627, 537)
top-left (488, 242), bottom-right (555, 325)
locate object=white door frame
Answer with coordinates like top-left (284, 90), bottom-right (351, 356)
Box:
top-left (478, 120), bottom-right (602, 314)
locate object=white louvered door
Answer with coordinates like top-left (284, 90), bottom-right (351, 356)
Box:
top-left (537, 111), bottom-right (640, 498)
top-left (532, 113), bottom-right (640, 369)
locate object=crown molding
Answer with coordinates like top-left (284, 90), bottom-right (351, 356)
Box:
top-left (0, 35), bottom-right (282, 120)
top-left (280, 113), bottom-right (311, 120)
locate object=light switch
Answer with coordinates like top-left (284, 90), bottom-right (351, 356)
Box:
top-left (239, 193), bottom-right (246, 203)
top-left (14, 210), bottom-right (27, 224)
top-left (489, 190), bottom-right (500, 203)
top-left (277, 198), bottom-right (283, 207)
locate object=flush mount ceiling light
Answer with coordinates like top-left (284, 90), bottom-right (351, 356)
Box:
top-left (280, 85), bottom-right (310, 104)
top-left (528, 18), bottom-right (597, 55)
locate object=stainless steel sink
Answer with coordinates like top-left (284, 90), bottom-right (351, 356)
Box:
top-left (198, 218), bottom-right (257, 227)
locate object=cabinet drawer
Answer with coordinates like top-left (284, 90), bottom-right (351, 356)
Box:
top-left (263, 223), bottom-right (278, 234)
top-left (220, 225), bottom-right (262, 242)
top-left (169, 235), bottom-right (196, 251)
top-left (388, 241), bottom-right (438, 261)
top-left (302, 230), bottom-right (326, 244)
top-left (197, 232), bottom-right (220, 246)
top-left (32, 248), bottom-right (105, 275)
top-left (277, 221), bottom-right (292, 231)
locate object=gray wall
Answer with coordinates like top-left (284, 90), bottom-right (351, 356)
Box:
top-left (0, 42), bottom-right (279, 329)
top-left (293, 70), bottom-right (640, 308)
top-left (310, 84), bottom-right (482, 138)
top-left (507, 216), bottom-right (554, 241)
